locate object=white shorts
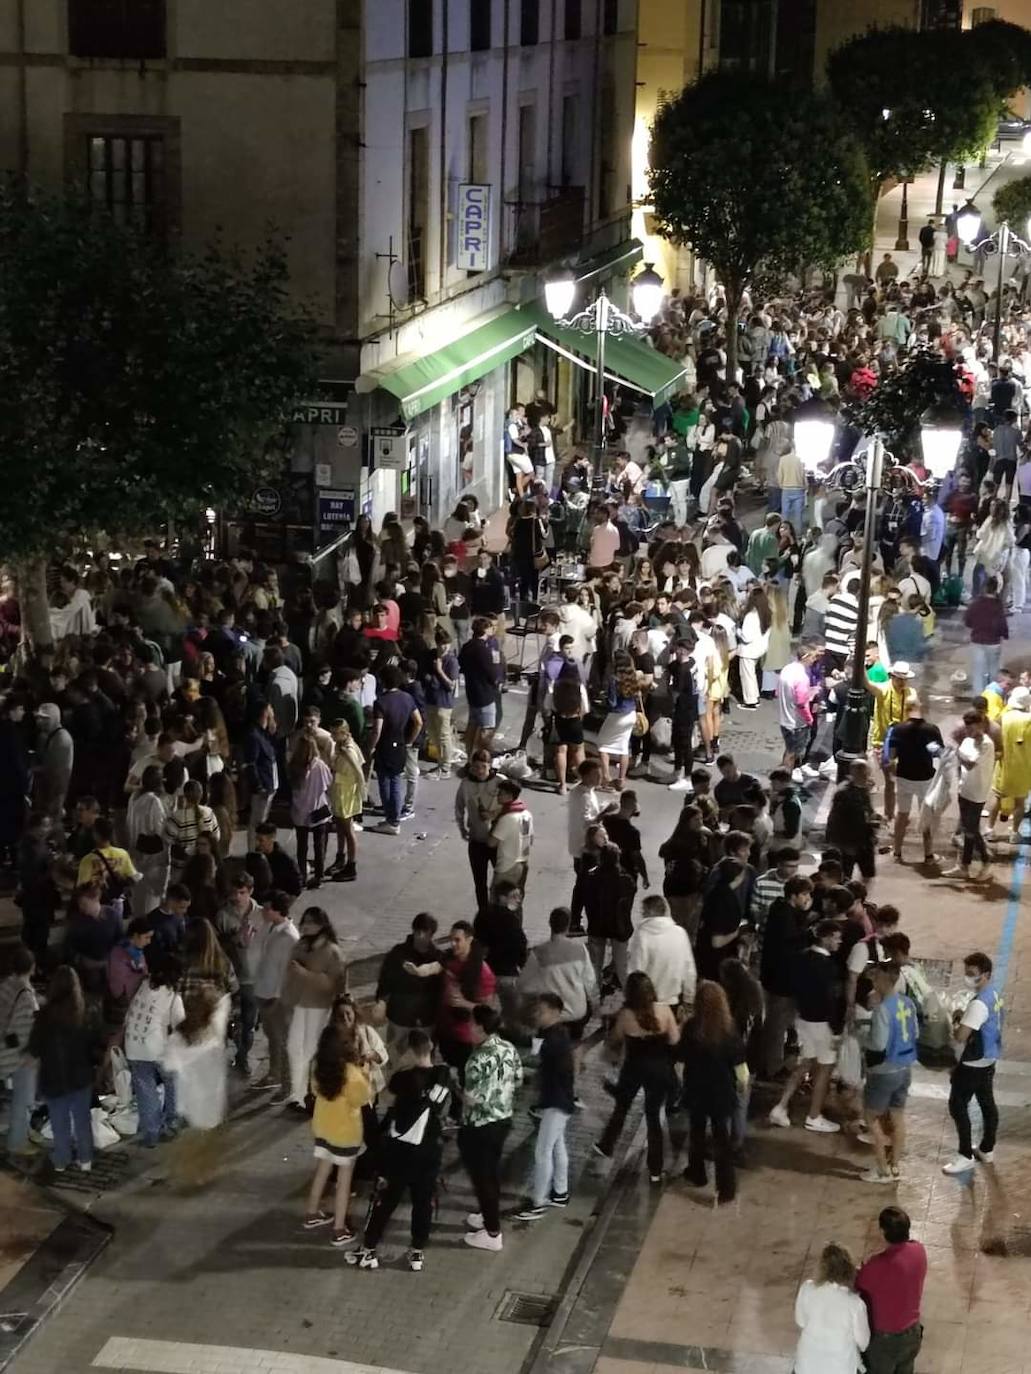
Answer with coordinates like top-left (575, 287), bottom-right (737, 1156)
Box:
top-left (896, 777), bottom-right (930, 815)
top-left (506, 451), bottom-right (534, 477)
top-left (796, 1018), bottom-right (838, 1067)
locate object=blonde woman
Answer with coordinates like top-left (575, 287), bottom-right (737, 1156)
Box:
top-left (760, 585), bottom-right (791, 695)
top-left (794, 1243), bottom-right (869, 1374)
top-left (328, 722), bottom-right (366, 883)
top-left (705, 624), bottom-right (731, 755)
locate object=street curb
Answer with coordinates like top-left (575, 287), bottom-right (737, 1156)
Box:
top-left (0, 1179), bottom-right (111, 1373)
top-left (522, 1113), bottom-right (652, 1374)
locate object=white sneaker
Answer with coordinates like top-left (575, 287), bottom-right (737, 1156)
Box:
top-left (942, 1155), bottom-right (975, 1175)
top-left (860, 1168), bottom-right (894, 1184)
top-left (804, 1115), bottom-right (841, 1134)
top-left (801, 764), bottom-right (820, 779)
top-left (667, 777), bottom-right (691, 792)
top-left (465, 1212), bottom-right (484, 1230)
top-left (940, 865), bottom-right (969, 879)
top-left (768, 1104), bottom-right (791, 1128)
top-left (974, 1148), bottom-right (995, 1164)
top-left (855, 1129), bottom-right (874, 1146)
top-left (971, 864), bottom-right (991, 883)
top-left (791, 768), bottom-right (806, 784)
top-left (464, 1228), bottom-right (503, 1252)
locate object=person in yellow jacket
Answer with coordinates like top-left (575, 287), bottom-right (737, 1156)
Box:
top-left (865, 661), bottom-right (919, 824)
top-left (987, 688), bottom-right (1031, 841)
top-left (303, 1022), bottom-right (372, 1248)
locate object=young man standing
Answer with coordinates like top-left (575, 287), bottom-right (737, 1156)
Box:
top-left (460, 1006), bottom-right (523, 1252)
top-left (369, 665), bottom-right (422, 836)
top-left (768, 919), bottom-right (842, 1134)
top-left (567, 759), bottom-right (618, 931)
top-left (778, 642), bottom-right (821, 779)
top-left (252, 890), bottom-right (299, 1099)
top-left (888, 699), bottom-right (943, 864)
top-left (856, 1207), bottom-right (927, 1373)
top-left (759, 875), bottom-right (813, 1079)
top-left (515, 993), bottom-right (575, 1220)
top-left (943, 713), bottom-right (995, 882)
top-left (459, 616), bottom-right (504, 757)
top-left (454, 748), bottom-right (501, 914)
top-left (943, 951), bottom-right (1002, 1175)
top-left (214, 872), bottom-right (264, 1076)
top-left (489, 778), bottom-right (534, 895)
top-left (861, 962), bottom-right (918, 1185)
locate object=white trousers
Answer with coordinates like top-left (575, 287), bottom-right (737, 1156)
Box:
top-left (287, 1005), bottom-right (331, 1106)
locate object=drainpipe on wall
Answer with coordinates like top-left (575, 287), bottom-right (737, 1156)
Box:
top-left (438, 0), bottom-right (449, 302)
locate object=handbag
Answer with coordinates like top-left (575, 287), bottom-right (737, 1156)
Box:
top-left (533, 551), bottom-right (551, 571)
top-left (309, 803), bottom-right (332, 826)
top-left (632, 695), bottom-right (649, 738)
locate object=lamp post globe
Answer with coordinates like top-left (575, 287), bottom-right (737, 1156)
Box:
top-left (956, 201), bottom-right (981, 247)
top-left (544, 269), bottom-right (576, 321)
top-left (920, 401), bottom-right (965, 481)
top-left (791, 396), bottom-right (836, 474)
top-left (631, 264), bottom-right (665, 324)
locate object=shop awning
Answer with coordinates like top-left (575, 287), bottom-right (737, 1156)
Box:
top-left (355, 305), bottom-right (537, 421)
top-left (520, 303), bottom-right (689, 406)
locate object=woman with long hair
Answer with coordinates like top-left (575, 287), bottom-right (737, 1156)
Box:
top-left (597, 654), bottom-right (641, 787)
top-left (328, 721), bottom-right (366, 882)
top-left (27, 966), bottom-right (95, 1173)
top-left (181, 917), bottom-right (236, 1001)
top-left (718, 955), bottom-right (764, 1148)
top-left (972, 496), bottom-right (1015, 598)
top-left (162, 984), bottom-right (231, 1187)
top-left (737, 585), bottom-right (771, 710)
top-left (207, 771), bottom-right (237, 861)
top-left (282, 906), bottom-right (348, 1113)
top-left (705, 623), bottom-right (731, 753)
top-left (760, 583), bottom-right (792, 695)
top-left (124, 953), bottom-right (185, 1148)
top-left (680, 980), bottom-right (748, 1203)
top-left (304, 1022), bottom-right (373, 1245)
top-left (595, 971), bottom-right (679, 1184)
top-left (180, 849), bottom-right (221, 924)
top-left (793, 1243), bottom-right (869, 1374)
top-left (288, 735), bottom-right (334, 890)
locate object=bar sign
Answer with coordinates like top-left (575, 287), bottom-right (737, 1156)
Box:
top-left (456, 184), bottom-right (491, 272)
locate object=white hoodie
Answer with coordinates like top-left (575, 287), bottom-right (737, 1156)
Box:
top-left (627, 914), bottom-right (697, 1007)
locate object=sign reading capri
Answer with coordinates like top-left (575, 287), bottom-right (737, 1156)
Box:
top-left (456, 183), bottom-right (492, 272)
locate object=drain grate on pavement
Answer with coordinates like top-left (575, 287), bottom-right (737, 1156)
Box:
top-left (496, 1290), bottom-right (557, 1327)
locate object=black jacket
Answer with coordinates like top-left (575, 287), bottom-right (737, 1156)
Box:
top-left (468, 568), bottom-right (506, 616)
top-left (28, 1014), bottom-right (94, 1098)
top-left (537, 1023), bottom-right (575, 1114)
top-left (245, 845), bottom-right (302, 900)
top-left (791, 946), bottom-right (841, 1025)
top-left (375, 937), bottom-right (442, 1028)
top-left (473, 906), bottom-right (528, 977)
top-left (760, 897), bottom-right (810, 998)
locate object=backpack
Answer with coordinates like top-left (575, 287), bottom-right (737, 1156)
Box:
top-left (385, 1072), bottom-right (449, 1148)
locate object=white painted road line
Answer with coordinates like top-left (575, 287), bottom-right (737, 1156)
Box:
top-left (93, 1337), bottom-right (417, 1374)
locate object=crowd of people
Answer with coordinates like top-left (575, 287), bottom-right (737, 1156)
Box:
top-left (0, 262), bottom-right (1025, 1352)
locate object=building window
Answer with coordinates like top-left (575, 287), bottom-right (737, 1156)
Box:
top-left (68, 0), bottom-right (166, 60)
top-left (560, 95), bottom-right (578, 186)
top-left (408, 0), bottom-right (433, 58)
top-left (86, 133), bottom-right (166, 234)
top-left (603, 0), bottom-right (618, 34)
top-left (971, 5), bottom-right (997, 20)
top-left (520, 0), bottom-right (539, 45)
top-left (408, 126), bottom-right (430, 299)
top-left (470, 0), bottom-right (491, 50)
top-left (564, 0), bottom-right (582, 39)
top-left (468, 113), bottom-right (489, 183)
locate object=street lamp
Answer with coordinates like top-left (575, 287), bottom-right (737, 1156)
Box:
top-left (545, 265), bottom-right (664, 471)
top-left (835, 437), bottom-right (886, 770)
top-left (956, 206), bottom-right (1031, 358)
top-left (919, 401), bottom-right (965, 481)
top-left (791, 396), bottom-right (837, 475)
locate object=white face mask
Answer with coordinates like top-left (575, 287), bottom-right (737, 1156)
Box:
top-left (964, 974), bottom-right (980, 990)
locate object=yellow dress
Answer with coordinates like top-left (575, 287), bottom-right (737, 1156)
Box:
top-left (330, 742), bottom-right (366, 820)
top-left (992, 709), bottom-right (1031, 800)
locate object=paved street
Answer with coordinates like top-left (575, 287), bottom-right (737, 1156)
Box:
top-left (4, 597), bottom-right (1031, 1374)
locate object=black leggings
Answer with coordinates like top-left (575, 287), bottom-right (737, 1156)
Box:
top-left (685, 1107), bottom-right (736, 1201)
top-left (295, 824), bottom-right (328, 883)
top-left (599, 1060), bottom-right (673, 1177)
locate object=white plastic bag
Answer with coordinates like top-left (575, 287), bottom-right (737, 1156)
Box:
top-left (91, 1107), bottom-right (121, 1150)
top-left (343, 549), bottom-right (361, 586)
top-left (650, 716), bottom-right (672, 750)
top-left (498, 750), bottom-right (533, 780)
top-left (836, 1032), bottom-right (863, 1089)
top-left (108, 1106), bottom-right (140, 1137)
top-left (109, 1046), bottom-right (133, 1109)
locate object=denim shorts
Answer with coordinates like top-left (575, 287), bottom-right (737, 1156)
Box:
top-left (469, 702), bottom-right (497, 728)
top-left (864, 1066), bottom-right (912, 1113)
top-left (780, 725), bottom-right (809, 757)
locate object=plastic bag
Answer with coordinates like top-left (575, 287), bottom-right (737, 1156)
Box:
top-left (836, 1032), bottom-right (863, 1089)
top-left (650, 716), bottom-right (672, 750)
top-left (108, 1106), bottom-right (139, 1137)
top-left (917, 989), bottom-right (952, 1053)
top-left (109, 1046), bottom-right (134, 1109)
top-left (497, 750), bottom-right (533, 780)
top-left (91, 1107), bottom-right (121, 1150)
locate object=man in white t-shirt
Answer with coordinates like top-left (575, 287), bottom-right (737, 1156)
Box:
top-left (587, 509), bottom-right (621, 570)
top-left (943, 713), bottom-right (995, 882)
top-left (942, 950), bottom-right (1001, 1174)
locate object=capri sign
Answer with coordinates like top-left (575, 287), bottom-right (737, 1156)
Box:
top-left (456, 184), bottom-right (492, 272)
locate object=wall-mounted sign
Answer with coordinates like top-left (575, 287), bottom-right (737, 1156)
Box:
top-left (456, 183), bottom-right (492, 272)
top-left (338, 425), bottom-right (359, 448)
top-left (317, 487), bottom-right (356, 539)
top-left (314, 463), bottom-right (332, 488)
top-left (292, 399), bottom-right (350, 425)
top-left (251, 486), bottom-right (282, 516)
top-left (370, 425), bottom-right (406, 471)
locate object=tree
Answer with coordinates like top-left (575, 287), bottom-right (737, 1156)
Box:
top-left (648, 74), bottom-right (870, 376)
top-left (968, 19), bottom-right (1031, 105)
top-left (0, 182), bottom-right (318, 647)
top-left (828, 27), bottom-right (999, 213)
top-left (993, 176), bottom-right (1031, 235)
top-left (842, 350), bottom-right (969, 460)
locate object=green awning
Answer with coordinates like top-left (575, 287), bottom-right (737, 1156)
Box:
top-left (520, 303), bottom-right (689, 406)
top-left (356, 306), bottom-right (537, 421)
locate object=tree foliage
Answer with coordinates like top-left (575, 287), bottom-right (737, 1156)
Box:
top-left (993, 175), bottom-right (1031, 233)
top-left (842, 350), bottom-right (969, 459)
top-left (828, 27), bottom-right (999, 186)
top-left (968, 19), bottom-right (1031, 104)
top-left (648, 74), bottom-right (870, 370)
top-left (0, 181), bottom-right (318, 564)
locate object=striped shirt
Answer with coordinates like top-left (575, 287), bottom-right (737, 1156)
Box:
top-left (750, 869), bottom-right (787, 957)
top-left (823, 590), bottom-right (859, 656)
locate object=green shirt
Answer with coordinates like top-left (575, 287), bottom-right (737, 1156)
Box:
top-left (463, 1034), bottom-right (524, 1127)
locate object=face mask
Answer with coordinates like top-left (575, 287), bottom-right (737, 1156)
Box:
top-left (964, 974), bottom-right (980, 990)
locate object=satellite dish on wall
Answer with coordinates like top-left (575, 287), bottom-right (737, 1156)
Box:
top-left (388, 260), bottom-right (409, 309)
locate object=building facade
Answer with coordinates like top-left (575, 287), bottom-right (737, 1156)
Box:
top-left (0, 0), bottom-right (642, 543)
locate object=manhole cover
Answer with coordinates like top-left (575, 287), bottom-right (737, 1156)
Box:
top-left (496, 1291), bottom-right (557, 1326)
